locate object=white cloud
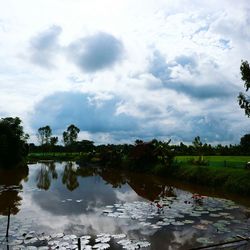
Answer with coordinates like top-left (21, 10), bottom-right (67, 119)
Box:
top-left (0, 0), bottom-right (249, 144)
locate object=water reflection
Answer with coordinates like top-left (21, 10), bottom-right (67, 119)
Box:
top-left (35, 162), bottom-right (58, 190)
top-left (34, 162), bottom-right (174, 204)
top-left (0, 162), bottom-right (250, 249)
top-left (62, 162), bottom-right (79, 191)
top-left (0, 165), bottom-right (28, 215)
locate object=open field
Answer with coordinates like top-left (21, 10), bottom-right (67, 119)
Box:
top-left (27, 152), bottom-right (81, 161)
top-left (175, 155), bottom-right (250, 169)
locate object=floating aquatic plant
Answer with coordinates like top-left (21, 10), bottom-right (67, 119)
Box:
top-left (196, 237), bottom-right (214, 244)
top-left (92, 243), bottom-right (110, 249)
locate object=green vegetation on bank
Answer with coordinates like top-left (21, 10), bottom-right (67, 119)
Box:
top-left (28, 152), bottom-right (82, 161)
top-left (157, 164), bottom-right (250, 196)
top-left (175, 155), bottom-right (250, 169)
top-left (152, 155), bottom-right (250, 195)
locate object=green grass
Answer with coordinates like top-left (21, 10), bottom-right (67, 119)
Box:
top-left (175, 155), bottom-right (250, 169)
top-left (27, 152), bottom-right (82, 161)
top-left (166, 164), bottom-right (250, 195)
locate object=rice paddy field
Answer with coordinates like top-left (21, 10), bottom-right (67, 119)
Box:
top-left (175, 156), bottom-right (250, 169)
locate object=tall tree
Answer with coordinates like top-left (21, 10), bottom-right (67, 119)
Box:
top-left (192, 136), bottom-right (204, 161)
top-left (63, 124), bottom-right (80, 146)
top-left (37, 126), bottom-right (52, 146)
top-left (0, 117), bottom-right (29, 167)
top-left (238, 60), bottom-right (250, 116)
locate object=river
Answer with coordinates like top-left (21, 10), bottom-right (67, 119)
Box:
top-left (0, 162), bottom-right (249, 249)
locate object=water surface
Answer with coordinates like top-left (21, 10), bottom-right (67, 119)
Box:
top-left (0, 162), bottom-right (250, 249)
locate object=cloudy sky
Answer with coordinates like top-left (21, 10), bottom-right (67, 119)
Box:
top-left (0, 0), bottom-right (250, 145)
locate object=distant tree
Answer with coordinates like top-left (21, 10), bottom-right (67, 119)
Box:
top-left (0, 117), bottom-right (29, 167)
top-left (240, 134), bottom-right (250, 153)
top-left (192, 136), bottom-right (204, 162)
top-left (75, 140), bottom-right (94, 153)
top-left (238, 60), bottom-right (250, 116)
top-left (129, 139), bottom-right (174, 170)
top-left (135, 139), bottom-right (143, 145)
top-left (179, 142), bottom-right (188, 155)
top-left (63, 124), bottom-right (80, 147)
top-left (37, 126), bottom-right (52, 146)
top-left (50, 136), bottom-right (58, 147)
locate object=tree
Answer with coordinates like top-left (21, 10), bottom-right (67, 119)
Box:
top-left (192, 136), bottom-right (204, 162)
top-left (240, 134), bottom-right (250, 153)
top-left (75, 140), bottom-right (94, 153)
top-left (63, 124), bottom-right (80, 147)
top-left (0, 117), bottom-right (29, 167)
top-left (50, 136), bottom-right (58, 147)
top-left (37, 126), bottom-right (52, 146)
top-left (238, 60), bottom-right (250, 116)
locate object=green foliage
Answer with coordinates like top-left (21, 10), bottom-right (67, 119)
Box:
top-left (0, 117), bottom-right (29, 167)
top-left (187, 157), bottom-right (209, 166)
top-left (240, 134), bottom-right (250, 153)
top-left (37, 125), bottom-right (52, 145)
top-left (238, 60), bottom-right (250, 116)
top-left (192, 136), bottom-right (206, 164)
top-left (63, 124), bottom-right (80, 147)
top-left (170, 164), bottom-right (250, 195)
top-left (50, 136), bottom-right (58, 146)
top-left (192, 136), bottom-right (202, 148)
top-left (128, 139), bottom-right (174, 170)
top-left (176, 155), bottom-right (250, 169)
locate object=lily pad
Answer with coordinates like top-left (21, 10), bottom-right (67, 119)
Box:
top-left (196, 237), bottom-right (214, 244)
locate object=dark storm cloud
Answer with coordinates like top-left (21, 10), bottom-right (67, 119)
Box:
top-left (31, 91), bottom-right (138, 133)
top-left (29, 25), bottom-right (62, 68)
top-left (30, 91), bottom-right (239, 144)
top-left (67, 32), bottom-right (124, 72)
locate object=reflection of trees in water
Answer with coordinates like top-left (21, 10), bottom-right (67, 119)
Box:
top-left (76, 166), bottom-right (96, 178)
top-left (97, 168), bottom-right (176, 202)
top-left (125, 173), bottom-right (176, 202)
top-left (99, 169), bottom-right (126, 188)
top-left (0, 165), bottom-right (28, 215)
top-left (36, 162), bottom-right (176, 201)
top-left (36, 162), bottom-right (57, 190)
top-left (62, 162), bottom-right (79, 191)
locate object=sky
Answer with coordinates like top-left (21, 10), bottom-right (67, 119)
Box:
top-left (0, 0), bottom-right (250, 145)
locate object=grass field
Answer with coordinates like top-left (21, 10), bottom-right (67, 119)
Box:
top-left (175, 155), bottom-right (250, 169)
top-left (27, 152), bottom-right (82, 161)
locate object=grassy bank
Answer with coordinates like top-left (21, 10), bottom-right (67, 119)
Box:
top-left (152, 161), bottom-right (250, 195)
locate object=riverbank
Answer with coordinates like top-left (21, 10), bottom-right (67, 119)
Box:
top-left (27, 153), bottom-right (250, 196)
top-left (152, 163), bottom-right (250, 196)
